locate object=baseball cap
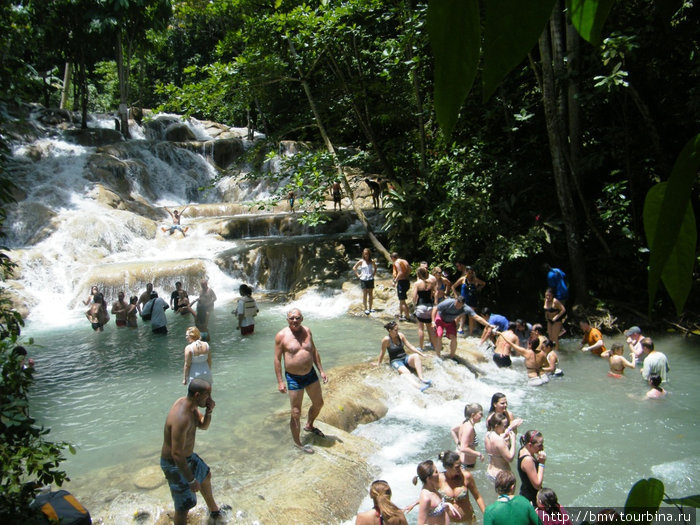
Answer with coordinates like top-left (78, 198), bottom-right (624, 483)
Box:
top-left (624, 326), bottom-right (641, 337)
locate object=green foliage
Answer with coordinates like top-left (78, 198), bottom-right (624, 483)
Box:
top-left (624, 478), bottom-right (665, 523)
top-left (643, 135), bottom-right (699, 315)
top-left (568, 0), bottom-right (616, 45)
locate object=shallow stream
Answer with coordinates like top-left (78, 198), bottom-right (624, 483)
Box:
top-left (26, 302), bottom-right (699, 523)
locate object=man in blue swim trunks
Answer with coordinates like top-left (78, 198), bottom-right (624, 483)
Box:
top-left (274, 308), bottom-right (328, 454)
top-left (160, 379), bottom-right (226, 524)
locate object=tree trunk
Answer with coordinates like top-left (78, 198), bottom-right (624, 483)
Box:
top-left (60, 62), bottom-right (72, 110)
top-left (116, 31), bottom-right (131, 139)
top-left (539, 15), bottom-right (587, 303)
top-left (287, 38), bottom-right (391, 264)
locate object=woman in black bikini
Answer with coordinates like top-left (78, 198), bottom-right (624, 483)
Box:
top-left (437, 450), bottom-right (485, 523)
top-left (543, 288), bottom-right (566, 351)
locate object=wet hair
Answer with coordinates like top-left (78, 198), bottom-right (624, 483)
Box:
top-left (488, 412), bottom-right (509, 431)
top-left (90, 286), bottom-right (99, 293)
top-left (438, 450), bottom-right (460, 469)
top-left (537, 488), bottom-right (560, 515)
top-left (611, 342), bottom-right (624, 354)
top-left (532, 323), bottom-right (545, 335)
top-left (481, 307), bottom-right (491, 317)
top-left (390, 252), bottom-right (399, 259)
top-left (520, 430), bottom-right (543, 448)
top-left (93, 293), bottom-right (104, 304)
top-left (494, 470), bottom-right (516, 495)
top-left (530, 338), bottom-right (541, 352)
top-left (150, 291), bottom-right (158, 298)
top-left (129, 296), bottom-right (138, 305)
top-left (641, 337), bottom-right (654, 351)
top-left (146, 283), bottom-right (153, 290)
top-left (649, 374), bottom-right (663, 390)
top-left (117, 291), bottom-right (125, 297)
top-left (489, 392), bottom-right (506, 414)
top-left (186, 326), bottom-right (201, 340)
top-left (508, 322), bottom-right (517, 331)
top-left (239, 284), bottom-right (252, 296)
top-left (384, 321), bottom-right (398, 331)
top-left (187, 378), bottom-right (210, 398)
top-left (516, 319), bottom-right (525, 326)
top-left (545, 287), bottom-right (555, 296)
top-left (464, 403), bottom-right (483, 420)
top-left (175, 281), bottom-right (182, 287)
top-left (369, 480), bottom-right (407, 525)
top-left (412, 460), bottom-right (435, 486)
top-left (543, 339), bottom-right (555, 349)
top-left (416, 267), bottom-right (429, 280)
top-left (13, 346), bottom-right (27, 357)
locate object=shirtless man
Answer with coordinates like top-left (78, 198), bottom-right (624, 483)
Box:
top-left (162, 206), bottom-right (190, 237)
top-left (491, 323), bottom-right (518, 368)
top-left (390, 252), bottom-right (411, 321)
top-left (191, 279), bottom-right (217, 337)
top-left (85, 293), bottom-right (107, 332)
top-left (137, 283), bottom-right (154, 315)
top-left (273, 308), bottom-right (328, 454)
top-left (111, 291), bottom-right (128, 328)
top-left (502, 333), bottom-right (550, 386)
top-left (160, 379), bottom-right (224, 525)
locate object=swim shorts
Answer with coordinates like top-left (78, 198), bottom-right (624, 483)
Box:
top-left (360, 279), bottom-right (375, 290)
top-left (152, 325), bottom-right (168, 334)
top-left (240, 324), bottom-right (254, 335)
top-left (91, 322), bottom-right (103, 331)
top-left (434, 315), bottom-right (456, 338)
top-left (396, 279), bottom-right (410, 300)
top-left (493, 353), bottom-right (512, 368)
top-left (160, 452), bottom-right (210, 512)
top-left (528, 375), bottom-right (550, 386)
top-left (390, 356), bottom-right (411, 371)
top-left (116, 320), bottom-right (126, 327)
top-left (285, 368), bottom-right (319, 391)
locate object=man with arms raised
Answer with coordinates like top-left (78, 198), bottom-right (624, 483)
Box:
top-left (274, 308), bottom-right (328, 454)
top-left (160, 379), bottom-right (225, 524)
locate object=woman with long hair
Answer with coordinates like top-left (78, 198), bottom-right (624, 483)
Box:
top-left (355, 480), bottom-right (407, 525)
top-left (412, 460), bottom-right (461, 525)
top-left (486, 393), bottom-right (523, 432)
top-left (517, 430), bottom-right (546, 505)
top-left (353, 248), bottom-right (377, 315)
top-left (536, 488), bottom-right (573, 525)
top-left (183, 326), bottom-right (212, 385)
top-left (484, 413), bottom-right (517, 483)
top-left (437, 450), bottom-right (485, 523)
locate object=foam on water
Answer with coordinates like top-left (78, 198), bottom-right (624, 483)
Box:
top-left (270, 289), bottom-right (353, 319)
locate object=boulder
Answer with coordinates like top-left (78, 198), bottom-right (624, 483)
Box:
top-left (164, 122), bottom-right (197, 142)
top-left (143, 115), bottom-right (182, 141)
top-left (212, 138), bottom-right (245, 169)
top-left (85, 153), bottom-right (132, 196)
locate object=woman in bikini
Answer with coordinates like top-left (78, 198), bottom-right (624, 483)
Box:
top-left (543, 288), bottom-right (566, 351)
top-left (506, 334), bottom-right (550, 386)
top-left (412, 460), bottom-right (461, 525)
top-left (437, 450), bottom-right (485, 523)
top-left (451, 403), bottom-right (484, 469)
top-left (432, 267), bottom-right (451, 304)
top-left (608, 342), bottom-right (636, 378)
top-left (183, 326), bottom-right (212, 385)
top-left (355, 480), bottom-right (407, 525)
top-left (484, 413), bottom-right (517, 483)
top-left (377, 321), bottom-right (432, 391)
top-left (413, 267), bottom-right (437, 351)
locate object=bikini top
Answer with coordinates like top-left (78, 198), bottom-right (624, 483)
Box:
top-left (374, 509), bottom-right (384, 525)
top-left (438, 488), bottom-right (469, 503)
top-left (544, 306), bottom-right (558, 312)
top-left (428, 500), bottom-right (446, 517)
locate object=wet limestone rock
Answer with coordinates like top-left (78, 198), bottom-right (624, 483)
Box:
top-left (63, 128), bottom-right (125, 147)
top-left (164, 123), bottom-right (197, 142)
top-left (133, 466), bottom-right (165, 490)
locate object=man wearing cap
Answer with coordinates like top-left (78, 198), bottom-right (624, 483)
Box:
top-left (625, 326), bottom-right (645, 364)
top-left (431, 296), bottom-right (491, 358)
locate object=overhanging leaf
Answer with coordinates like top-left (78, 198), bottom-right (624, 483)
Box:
top-left (427, 0), bottom-right (480, 138)
top-left (568, 0), bottom-right (616, 45)
top-left (644, 183), bottom-right (696, 315)
top-left (482, 0), bottom-right (556, 101)
top-left (644, 133), bottom-right (700, 314)
top-left (663, 495), bottom-right (700, 508)
top-left (625, 478), bottom-right (665, 523)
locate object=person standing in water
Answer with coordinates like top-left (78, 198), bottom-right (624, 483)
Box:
top-left (234, 284), bottom-right (258, 335)
top-left (353, 248), bottom-right (377, 315)
top-left (451, 403), bottom-right (485, 469)
top-left (191, 279), bottom-right (216, 338)
top-left (437, 450), bottom-right (486, 523)
top-left (273, 308), bottom-right (328, 454)
top-left (137, 283), bottom-right (154, 316)
top-left (607, 342), bottom-right (636, 378)
top-left (111, 291), bottom-right (128, 328)
top-left (160, 379), bottom-right (225, 525)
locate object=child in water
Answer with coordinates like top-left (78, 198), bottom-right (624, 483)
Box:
top-left (607, 342), bottom-right (636, 378)
top-left (646, 374), bottom-right (667, 399)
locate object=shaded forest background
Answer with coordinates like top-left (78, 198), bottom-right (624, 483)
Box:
top-left (1, 0), bottom-right (698, 321)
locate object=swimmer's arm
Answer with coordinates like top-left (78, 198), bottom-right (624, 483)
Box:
top-left (273, 334), bottom-right (286, 391)
top-left (180, 205), bottom-right (189, 216)
top-left (506, 336), bottom-right (529, 356)
top-left (377, 339), bottom-right (388, 365)
top-left (451, 277), bottom-right (464, 297)
top-left (164, 207), bottom-right (173, 218)
top-left (308, 331), bottom-right (327, 382)
top-left (622, 356), bottom-right (636, 369)
top-left (585, 338), bottom-right (604, 353)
